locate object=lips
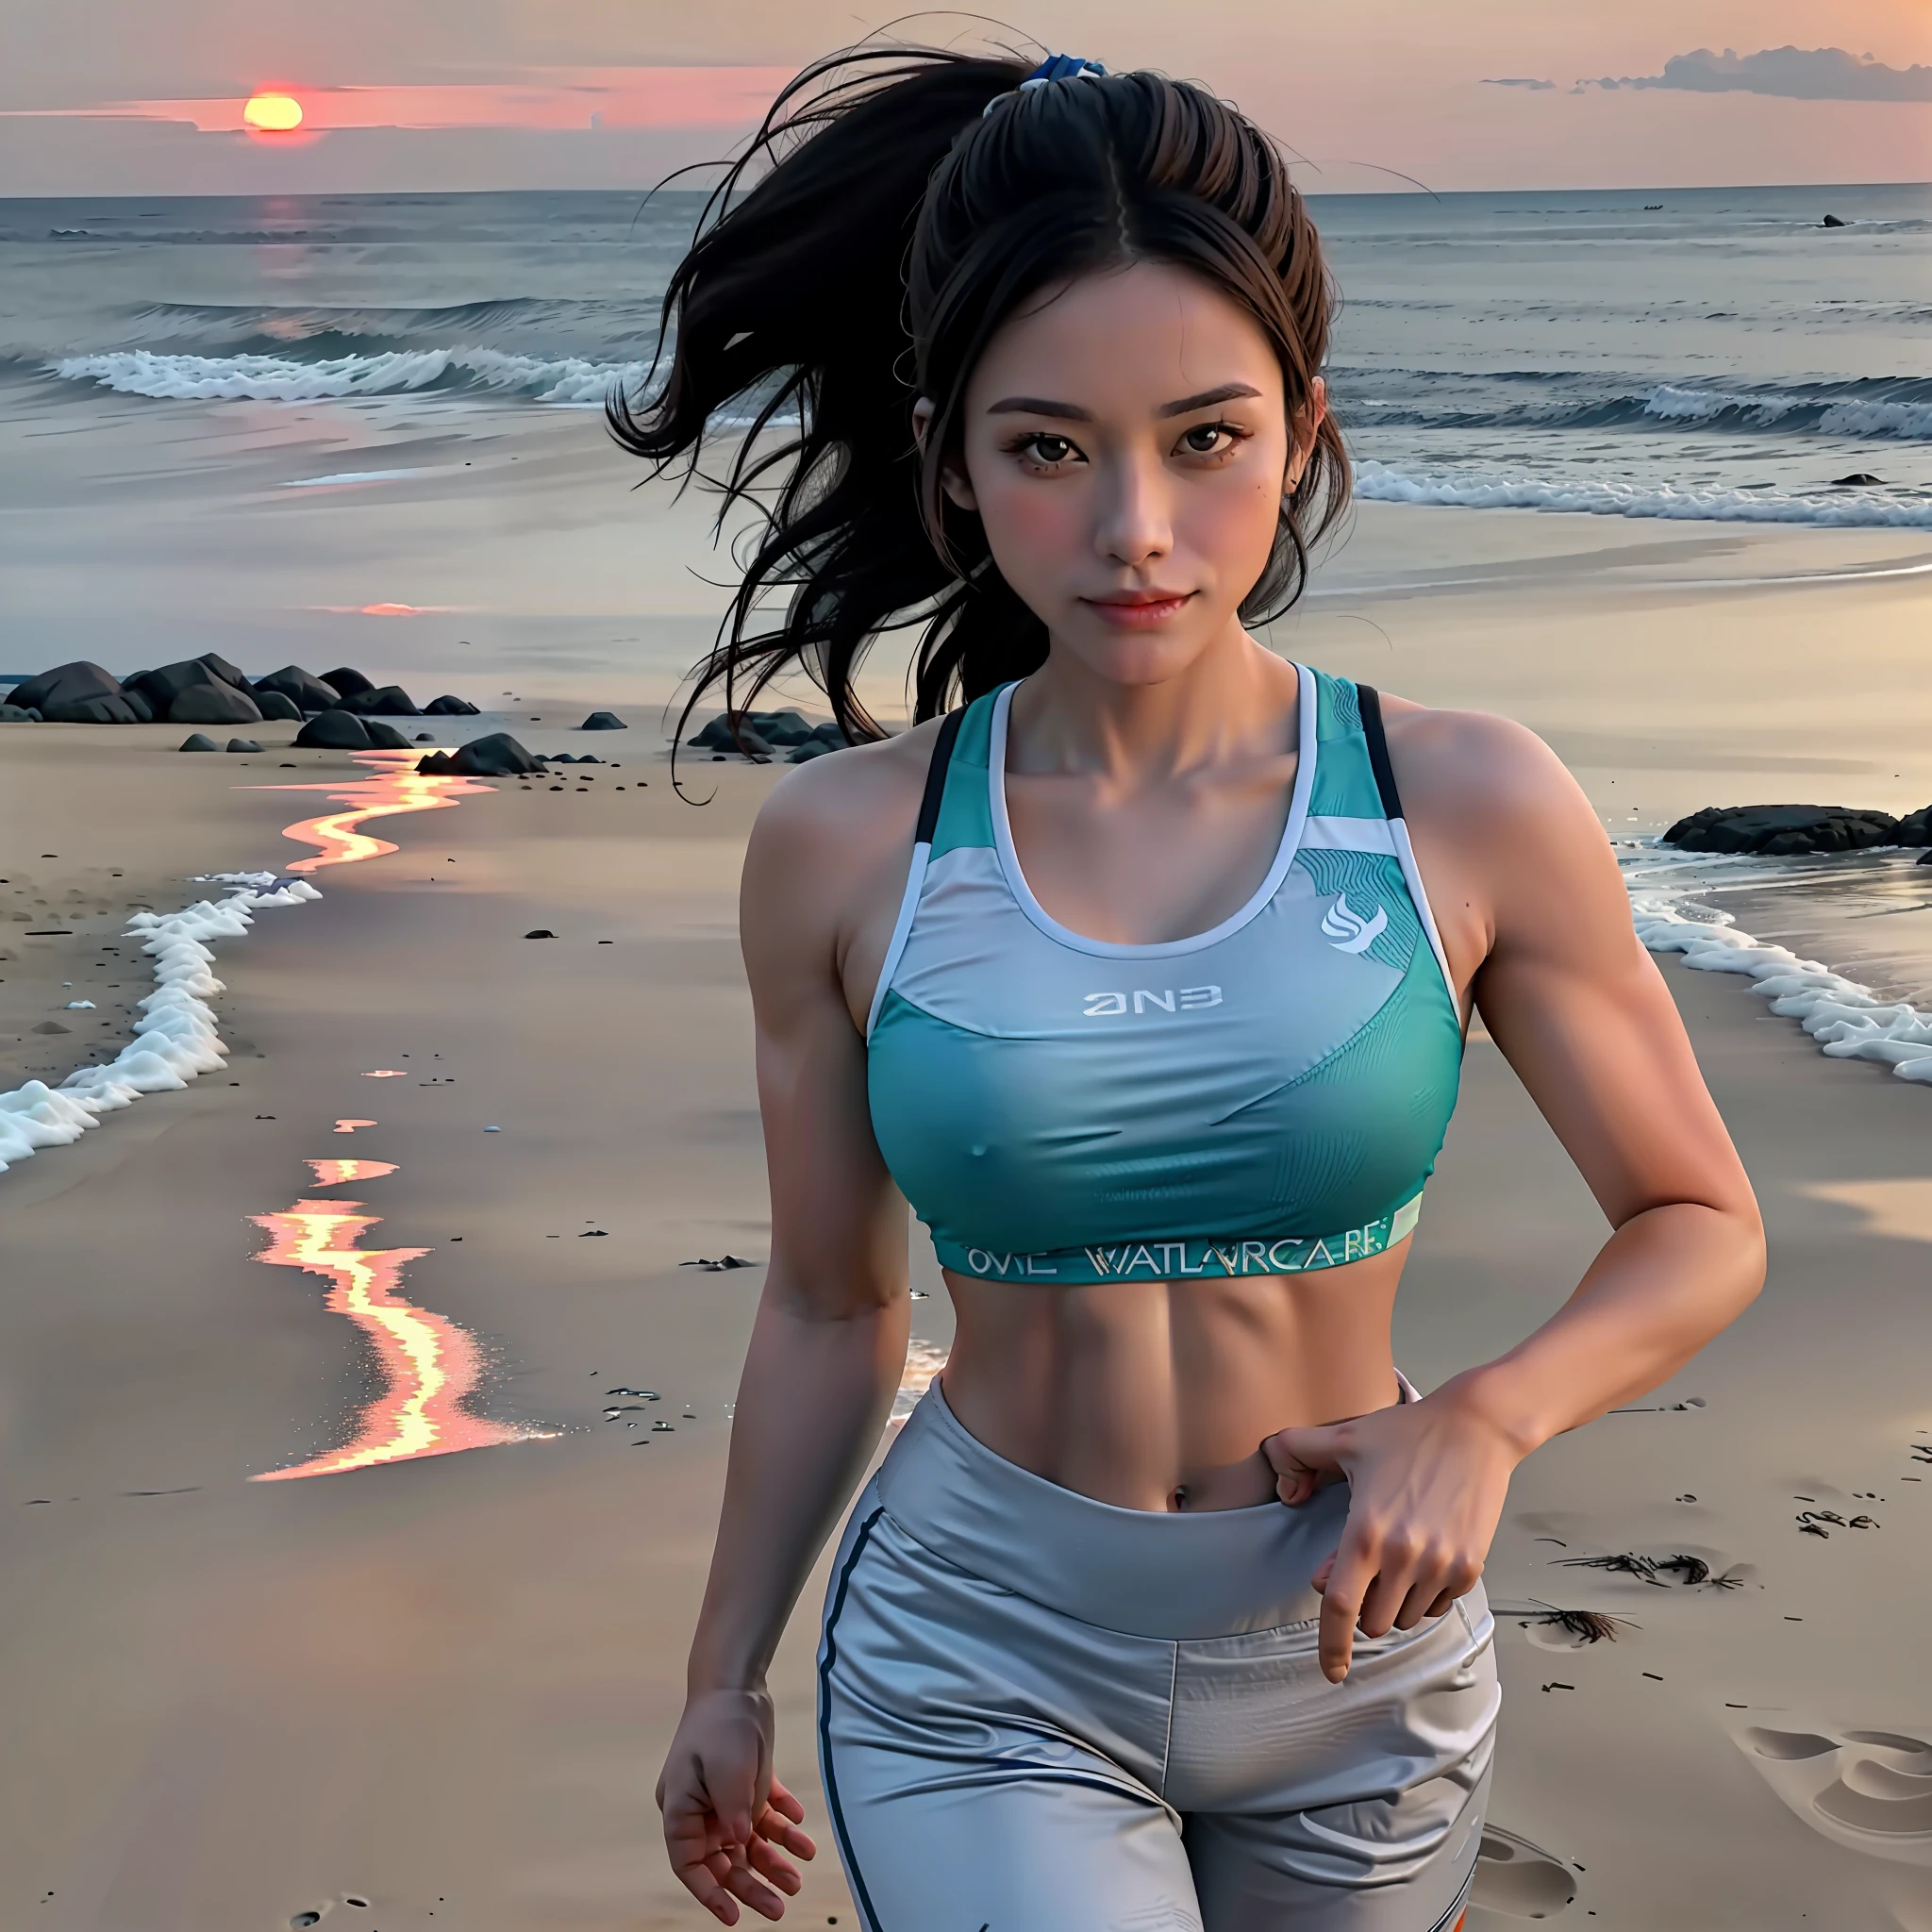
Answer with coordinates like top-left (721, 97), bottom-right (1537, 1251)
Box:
top-left (1083, 591), bottom-right (1194, 627)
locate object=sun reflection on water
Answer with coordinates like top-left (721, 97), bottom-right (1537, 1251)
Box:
top-left (250, 1184), bottom-right (543, 1481)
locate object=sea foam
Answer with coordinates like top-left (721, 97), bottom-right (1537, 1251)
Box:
top-left (47, 346), bottom-right (649, 408)
top-left (1631, 895), bottom-right (1932, 1084)
top-left (1355, 460), bottom-right (1932, 530)
top-left (0, 873), bottom-right (322, 1175)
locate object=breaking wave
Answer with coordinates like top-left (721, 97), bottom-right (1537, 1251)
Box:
top-left (46, 344), bottom-right (650, 407)
top-left (1353, 460), bottom-right (1932, 528)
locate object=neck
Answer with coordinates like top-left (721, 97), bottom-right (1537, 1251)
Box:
top-left (1008, 623), bottom-right (1300, 782)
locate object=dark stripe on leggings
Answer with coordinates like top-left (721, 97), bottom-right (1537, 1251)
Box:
top-left (818, 1506), bottom-right (889, 1932)
top-left (1427, 1857), bottom-right (1477, 1932)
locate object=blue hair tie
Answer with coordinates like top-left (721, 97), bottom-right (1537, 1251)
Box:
top-left (984, 54), bottom-right (1108, 117)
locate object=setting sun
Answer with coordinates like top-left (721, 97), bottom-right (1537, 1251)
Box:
top-left (242, 92), bottom-right (303, 132)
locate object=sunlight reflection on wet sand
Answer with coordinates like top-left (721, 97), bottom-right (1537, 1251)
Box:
top-left (249, 747), bottom-right (496, 874)
top-left (305, 1158), bottom-right (398, 1187)
top-left (250, 1187), bottom-right (546, 1481)
top-left (245, 748), bottom-right (549, 1479)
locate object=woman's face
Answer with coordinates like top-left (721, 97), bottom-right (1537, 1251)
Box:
top-left (924, 260), bottom-right (1324, 690)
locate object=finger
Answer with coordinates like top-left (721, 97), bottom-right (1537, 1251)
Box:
top-left (1318, 1543), bottom-right (1376, 1683)
top-left (756, 1809), bottom-right (818, 1860)
top-left (764, 1776), bottom-right (808, 1825)
top-left (668, 1845), bottom-right (743, 1925)
top-left (722, 1858), bottom-right (790, 1924)
top-left (745, 1834), bottom-right (806, 1893)
top-left (1311, 1550), bottom-right (1338, 1593)
top-left (1357, 1537), bottom-right (1423, 1638)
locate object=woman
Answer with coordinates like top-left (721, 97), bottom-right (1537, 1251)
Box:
top-left (618, 46), bottom-right (1764, 1932)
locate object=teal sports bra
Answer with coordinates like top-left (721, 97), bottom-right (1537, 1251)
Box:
top-left (865, 666), bottom-right (1465, 1285)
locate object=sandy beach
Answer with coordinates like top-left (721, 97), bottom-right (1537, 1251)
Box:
top-left (3, 471), bottom-right (1932, 1927)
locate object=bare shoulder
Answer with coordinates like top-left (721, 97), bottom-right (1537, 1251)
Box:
top-left (739, 721), bottom-right (949, 982)
top-left (1376, 692), bottom-right (1598, 854)
top-left (745, 719), bottom-right (943, 886)
top-left (1374, 692), bottom-right (1630, 971)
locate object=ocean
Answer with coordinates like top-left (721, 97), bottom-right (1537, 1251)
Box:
top-left (2, 181), bottom-right (1929, 526)
top-left (3, 181), bottom-right (1930, 1067)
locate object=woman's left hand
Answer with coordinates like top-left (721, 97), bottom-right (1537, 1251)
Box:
top-left (1261, 1383), bottom-right (1523, 1685)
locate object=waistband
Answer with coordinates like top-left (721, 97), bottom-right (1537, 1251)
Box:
top-left (935, 1193), bottom-right (1423, 1285)
top-left (874, 1374), bottom-right (1417, 1641)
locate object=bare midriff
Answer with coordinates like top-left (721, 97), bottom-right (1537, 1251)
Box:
top-left (936, 1239), bottom-right (1410, 1512)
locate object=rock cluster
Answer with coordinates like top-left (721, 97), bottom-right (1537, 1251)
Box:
top-left (1663, 803), bottom-right (1932, 857)
top-left (414, 732), bottom-right (547, 776)
top-left (0, 656), bottom-right (480, 729)
top-left (686, 709), bottom-right (854, 762)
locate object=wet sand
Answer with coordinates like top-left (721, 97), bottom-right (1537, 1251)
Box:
top-left (3, 504), bottom-right (1931, 1926)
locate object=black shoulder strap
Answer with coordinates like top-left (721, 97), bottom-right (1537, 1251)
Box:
top-left (914, 708), bottom-right (964, 847)
top-left (1355, 684), bottom-right (1405, 824)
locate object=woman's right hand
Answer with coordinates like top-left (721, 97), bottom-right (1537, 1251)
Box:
top-left (658, 1687), bottom-right (818, 1924)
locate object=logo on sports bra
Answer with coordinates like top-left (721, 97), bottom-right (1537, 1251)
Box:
top-left (1321, 893), bottom-right (1387, 955)
top-left (1081, 986), bottom-right (1222, 1018)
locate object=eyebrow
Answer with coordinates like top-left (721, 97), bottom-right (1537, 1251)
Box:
top-left (985, 382), bottom-right (1263, 422)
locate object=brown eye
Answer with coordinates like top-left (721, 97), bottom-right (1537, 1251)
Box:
top-left (1181, 425), bottom-right (1229, 455)
top-left (1026, 434), bottom-right (1076, 464)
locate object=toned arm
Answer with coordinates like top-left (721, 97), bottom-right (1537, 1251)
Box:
top-left (1265, 704), bottom-right (1765, 1682)
top-left (658, 730), bottom-right (933, 1924)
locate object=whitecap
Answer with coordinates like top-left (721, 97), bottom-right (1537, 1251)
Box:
top-left (0, 875), bottom-right (324, 1176)
top-left (1629, 894), bottom-right (1932, 1085)
top-left (1354, 461), bottom-right (1932, 530)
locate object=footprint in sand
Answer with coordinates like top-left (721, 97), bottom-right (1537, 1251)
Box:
top-left (1735, 1724), bottom-right (1932, 1866)
top-left (1470, 1824), bottom-right (1577, 1918)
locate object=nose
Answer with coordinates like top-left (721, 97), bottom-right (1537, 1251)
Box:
top-left (1092, 445), bottom-right (1172, 571)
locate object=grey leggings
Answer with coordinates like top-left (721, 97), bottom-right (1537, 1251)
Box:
top-left (817, 1384), bottom-right (1498, 1932)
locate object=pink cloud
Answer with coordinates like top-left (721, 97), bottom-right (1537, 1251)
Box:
top-left (5, 66), bottom-right (794, 134)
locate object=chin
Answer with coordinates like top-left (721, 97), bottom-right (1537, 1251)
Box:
top-left (1062, 626), bottom-right (1218, 690)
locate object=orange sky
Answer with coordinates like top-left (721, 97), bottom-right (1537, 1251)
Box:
top-left (2, 0), bottom-right (1926, 193)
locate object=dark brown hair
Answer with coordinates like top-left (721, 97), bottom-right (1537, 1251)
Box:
top-left (610, 43), bottom-right (1348, 742)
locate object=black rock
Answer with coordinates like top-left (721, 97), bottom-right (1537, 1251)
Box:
top-left (168, 681), bottom-right (262, 725)
top-left (414, 731), bottom-right (433, 741)
top-left (687, 714), bottom-right (774, 757)
top-left (525, 928), bottom-right (557, 939)
top-left (1919, 849), bottom-right (1932, 867)
top-left (1897, 806), bottom-right (1932, 847)
top-left (127, 655), bottom-right (251, 712)
top-left (320, 666), bottom-right (375, 698)
top-left (788, 738), bottom-right (835, 763)
top-left (425, 694), bottom-right (480, 715)
top-left (255, 665), bottom-right (342, 712)
top-left (254, 690), bottom-right (302, 722)
top-left (581, 710), bottom-right (627, 730)
top-left (225, 737), bottom-right (262, 754)
top-left (448, 731), bottom-right (545, 776)
top-left (0, 704), bottom-right (39, 722)
top-left (749, 709), bottom-right (815, 745)
top-left (294, 709), bottom-right (374, 750)
top-left (1663, 804), bottom-right (1900, 856)
top-left (118, 688), bottom-right (155, 722)
top-left (177, 732), bottom-right (220, 751)
top-left (32, 1021), bottom-right (71, 1035)
top-left (193, 650), bottom-right (249, 691)
top-left (44, 692), bottom-right (143, 724)
top-left (362, 719), bottom-right (414, 750)
top-left (335, 684), bottom-right (420, 717)
top-left (415, 750), bottom-right (456, 773)
top-left (1832, 473), bottom-right (1883, 487)
top-left (1822, 214), bottom-right (1846, 228)
top-left (7, 659), bottom-right (122, 713)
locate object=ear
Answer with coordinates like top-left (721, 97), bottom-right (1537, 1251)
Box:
top-left (1285, 375), bottom-right (1328, 490)
top-left (913, 396), bottom-right (980, 512)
